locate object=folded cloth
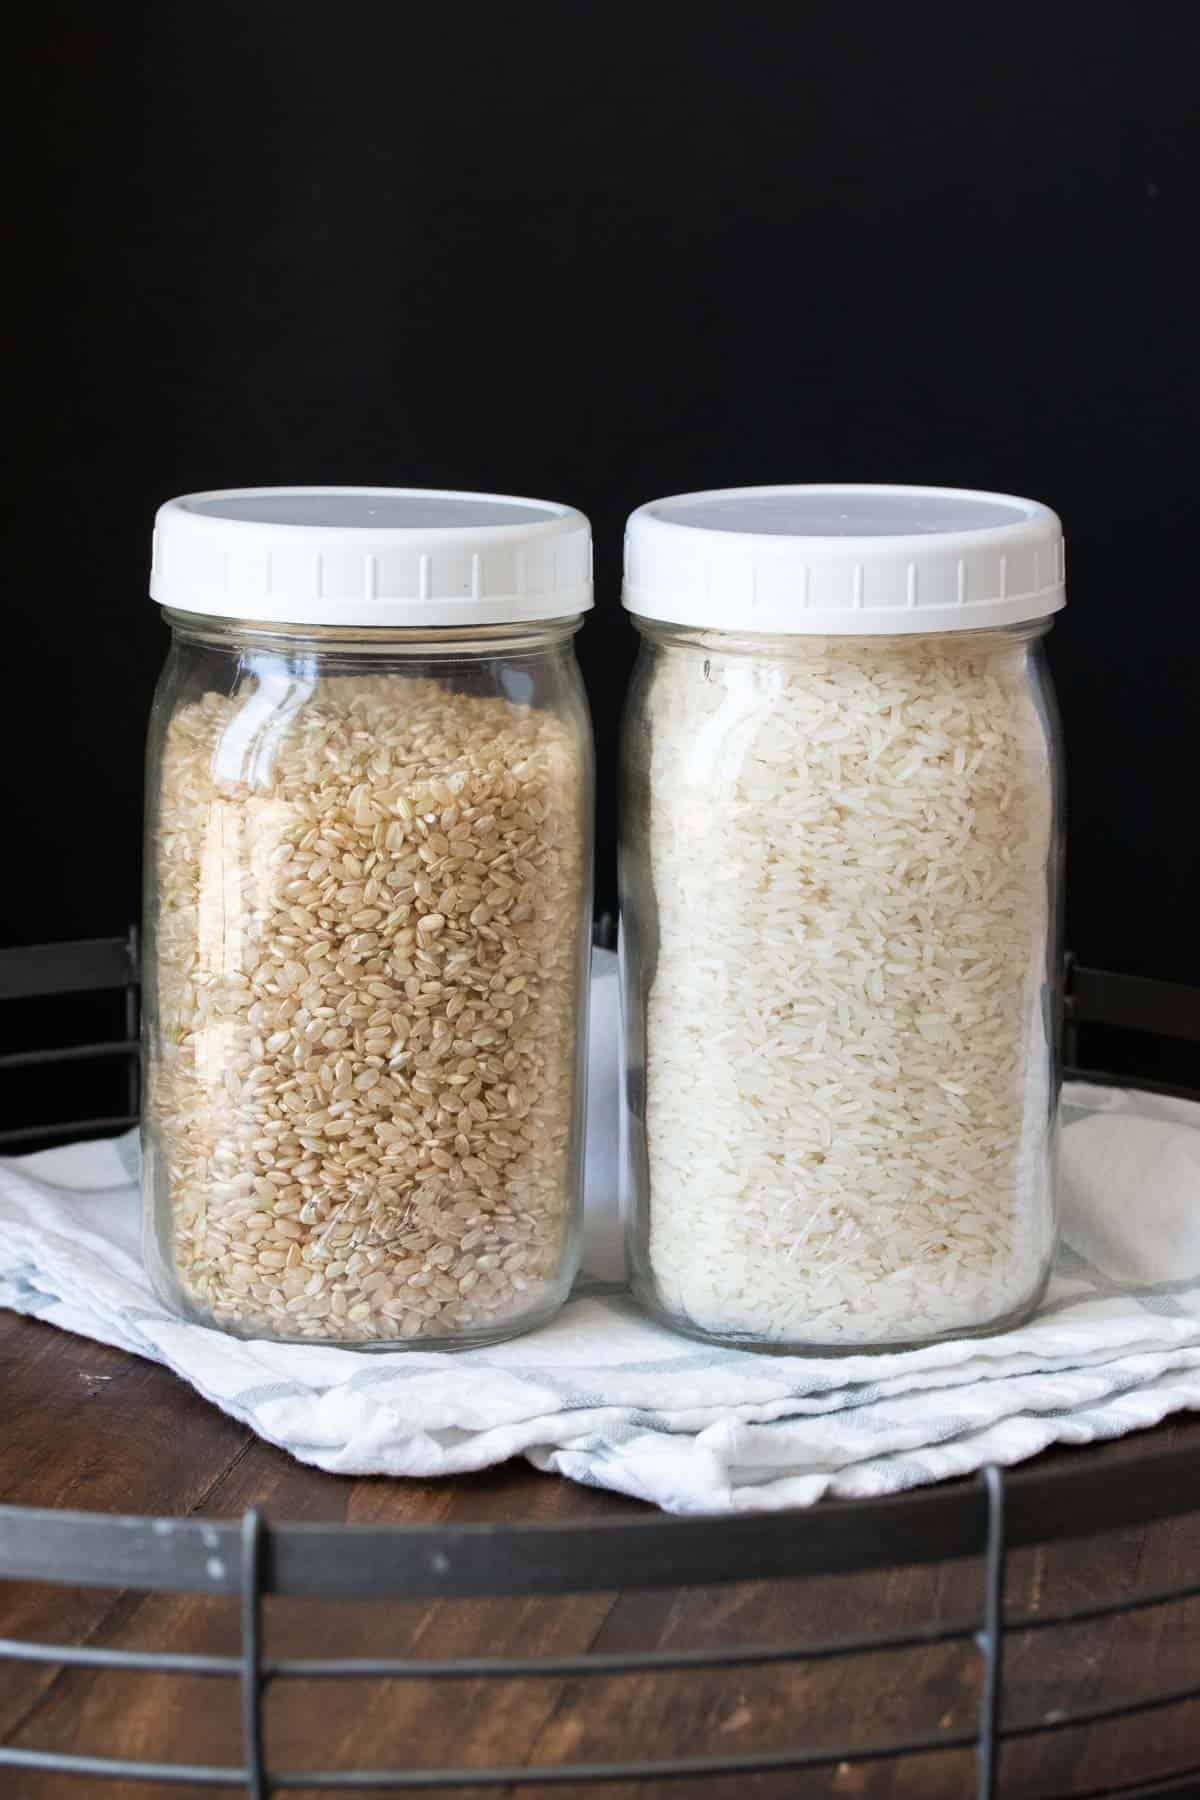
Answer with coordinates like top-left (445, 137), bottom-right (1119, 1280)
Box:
top-left (2, 952), bottom-right (1200, 1515)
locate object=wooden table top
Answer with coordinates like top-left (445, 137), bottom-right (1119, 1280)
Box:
top-left (2, 1304), bottom-right (1199, 1799)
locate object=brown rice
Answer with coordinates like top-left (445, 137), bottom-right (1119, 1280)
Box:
top-left (144, 672), bottom-right (586, 1343)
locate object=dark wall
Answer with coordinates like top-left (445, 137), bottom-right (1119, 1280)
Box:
top-left (12, 2), bottom-right (1200, 986)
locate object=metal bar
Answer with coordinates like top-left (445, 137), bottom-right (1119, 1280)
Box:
top-left (5, 936), bottom-right (1197, 1044)
top-left (593, 911), bottom-right (617, 952)
top-left (5, 1687), bottom-right (1200, 1795)
top-left (1066, 1066), bottom-right (1200, 1106)
top-left (1010, 1576), bottom-right (1200, 1634)
top-left (0, 1041), bottom-right (139, 1073)
top-left (0, 1730), bottom-right (976, 1789)
top-left (0, 936), bottom-right (138, 1001)
top-left (268, 1612), bottom-right (977, 1678)
top-left (3, 1562), bottom-right (1197, 1684)
top-left (5, 1437), bottom-right (1200, 1600)
top-left (0, 1620), bottom-right (977, 1681)
top-left (240, 1510), bottom-right (267, 1800)
top-left (7, 938), bottom-right (1191, 1043)
top-left (1002, 1435), bottom-right (1200, 1550)
top-left (0, 1115), bottom-right (139, 1149)
top-left (974, 1466), bottom-right (1006, 1800)
top-left (1068, 964), bottom-right (1200, 1044)
top-left (1062, 1763), bottom-right (1200, 1799)
top-left (125, 923), bottom-right (141, 1122)
top-left (1003, 1676), bottom-right (1200, 1739)
top-left (1063, 952), bottom-right (1081, 1070)
top-left (272, 1730), bottom-right (981, 1787)
top-left (0, 1638), bottom-right (239, 1674)
top-left (0, 1746), bottom-right (240, 1785)
top-left (2, 1721), bottom-right (1198, 1793)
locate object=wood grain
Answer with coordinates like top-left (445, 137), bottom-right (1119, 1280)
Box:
top-left (3, 1308), bottom-right (1199, 1798)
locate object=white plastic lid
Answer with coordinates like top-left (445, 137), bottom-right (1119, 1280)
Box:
top-left (623, 484), bottom-right (1065, 634)
top-left (151, 487), bottom-right (593, 626)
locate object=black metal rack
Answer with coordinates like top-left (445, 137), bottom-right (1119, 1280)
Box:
top-left (1, 933), bottom-right (1199, 1797)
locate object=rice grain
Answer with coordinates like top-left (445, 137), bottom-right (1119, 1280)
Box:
top-left (145, 672), bottom-right (586, 1344)
top-left (633, 633), bottom-right (1056, 1347)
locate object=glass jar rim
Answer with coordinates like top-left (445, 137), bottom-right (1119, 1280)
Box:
top-left (160, 607), bottom-right (585, 656)
top-left (628, 614), bottom-right (1055, 654)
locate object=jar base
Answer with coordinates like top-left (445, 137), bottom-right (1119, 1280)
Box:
top-left (149, 1271), bottom-right (574, 1353)
top-left (631, 1271), bottom-right (1053, 1357)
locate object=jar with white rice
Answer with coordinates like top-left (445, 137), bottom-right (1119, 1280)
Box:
top-left (620, 485), bottom-right (1064, 1352)
top-left (142, 488), bottom-right (594, 1348)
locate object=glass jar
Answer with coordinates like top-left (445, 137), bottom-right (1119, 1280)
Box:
top-left (620, 485), bottom-right (1065, 1353)
top-left (142, 488), bottom-right (594, 1347)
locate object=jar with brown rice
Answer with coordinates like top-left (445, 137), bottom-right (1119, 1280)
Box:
top-left (620, 485), bottom-right (1065, 1353)
top-left (142, 487), bottom-right (594, 1347)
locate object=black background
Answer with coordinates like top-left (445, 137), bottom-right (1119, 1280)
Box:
top-left (11, 3), bottom-right (1199, 992)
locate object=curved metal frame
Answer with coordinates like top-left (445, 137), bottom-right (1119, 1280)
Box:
top-left (1, 932), bottom-right (1198, 1795)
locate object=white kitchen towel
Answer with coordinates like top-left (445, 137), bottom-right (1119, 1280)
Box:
top-left (3, 952), bottom-right (1200, 1515)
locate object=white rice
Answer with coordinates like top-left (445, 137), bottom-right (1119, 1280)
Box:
top-left (636, 632), bottom-right (1056, 1346)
